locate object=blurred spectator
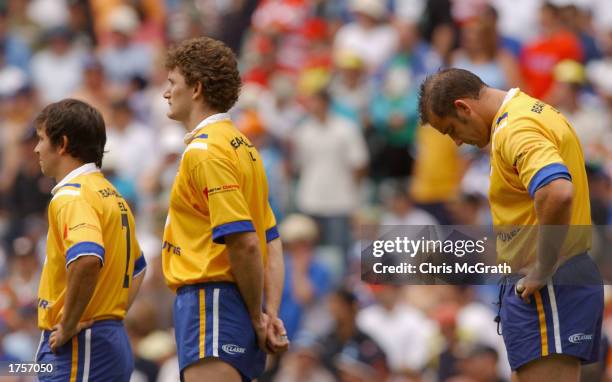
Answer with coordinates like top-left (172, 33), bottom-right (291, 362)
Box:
top-left (449, 344), bottom-right (507, 382)
top-left (0, 86), bottom-right (39, 194)
top-left (451, 11), bottom-right (521, 90)
top-left (490, 0), bottom-right (543, 43)
top-left (558, 3), bottom-right (601, 63)
top-left (549, 59), bottom-right (610, 166)
top-left (369, 61), bottom-right (419, 180)
top-left (335, 337), bottom-right (390, 382)
top-left (329, 49), bottom-right (371, 126)
top-left (316, 288), bottom-right (388, 378)
top-left (31, 26), bottom-right (85, 103)
top-left (410, 126), bottom-right (464, 225)
top-left (357, 285), bottom-right (438, 379)
top-left (71, 54), bottom-right (112, 123)
top-left (379, 180), bottom-right (438, 225)
top-left (292, 89), bottom-right (369, 256)
top-left (278, 214), bottom-right (332, 340)
top-left (2, 129), bottom-right (52, 248)
top-left (0, 42), bottom-right (28, 98)
top-left (125, 300), bottom-right (160, 382)
top-left (99, 5), bottom-right (153, 86)
top-left (105, 99), bottom-right (156, 184)
top-left (520, 2), bottom-right (583, 100)
top-left (273, 332), bottom-right (336, 382)
top-left (258, 72), bottom-right (305, 141)
top-left (334, 0), bottom-right (398, 73)
top-left (0, 6), bottom-right (31, 73)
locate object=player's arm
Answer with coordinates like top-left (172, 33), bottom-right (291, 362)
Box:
top-left (49, 199), bottom-right (105, 352)
top-left (532, 178), bottom-right (573, 272)
top-left (499, 123), bottom-right (574, 301)
top-left (264, 236), bottom-right (289, 353)
top-left (127, 253), bottom-right (147, 311)
top-left (264, 237), bottom-right (284, 317)
top-left (225, 232), bottom-right (268, 351)
top-left (54, 256), bottom-right (101, 344)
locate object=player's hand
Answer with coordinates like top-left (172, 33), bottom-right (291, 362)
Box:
top-left (515, 271), bottom-right (547, 304)
top-left (49, 320), bottom-right (93, 353)
top-left (252, 313), bottom-right (270, 354)
top-left (265, 316), bottom-right (289, 354)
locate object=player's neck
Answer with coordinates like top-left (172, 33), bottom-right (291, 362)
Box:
top-left (481, 87), bottom-right (509, 125)
top-left (54, 158), bottom-right (87, 184)
top-left (184, 105), bottom-right (222, 132)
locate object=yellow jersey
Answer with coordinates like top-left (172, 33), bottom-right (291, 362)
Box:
top-left (489, 89), bottom-right (591, 269)
top-left (410, 125), bottom-right (463, 203)
top-left (38, 163), bottom-right (146, 330)
top-left (162, 114), bottom-right (278, 291)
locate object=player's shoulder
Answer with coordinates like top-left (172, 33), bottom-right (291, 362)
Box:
top-left (50, 172), bottom-right (109, 208)
top-left (183, 122), bottom-right (246, 164)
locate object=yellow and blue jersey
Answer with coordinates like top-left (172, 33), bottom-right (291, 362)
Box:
top-left (162, 114), bottom-right (279, 291)
top-left (489, 89), bottom-right (591, 269)
top-left (38, 163), bottom-right (146, 330)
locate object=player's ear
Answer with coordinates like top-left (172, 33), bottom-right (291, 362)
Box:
top-left (58, 135), bottom-right (69, 155)
top-left (192, 81), bottom-right (203, 100)
top-left (453, 99), bottom-right (471, 115)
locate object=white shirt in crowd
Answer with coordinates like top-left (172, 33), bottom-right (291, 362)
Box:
top-left (293, 114), bottom-right (369, 216)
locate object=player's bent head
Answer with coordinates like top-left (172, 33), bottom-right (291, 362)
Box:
top-left (165, 36), bottom-right (241, 113)
top-left (35, 98), bottom-right (106, 168)
top-left (418, 68), bottom-right (487, 125)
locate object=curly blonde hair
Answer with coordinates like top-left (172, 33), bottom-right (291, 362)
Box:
top-left (165, 37), bottom-right (242, 112)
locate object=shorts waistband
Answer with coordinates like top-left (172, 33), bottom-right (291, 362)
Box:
top-left (499, 252), bottom-right (590, 285)
top-left (177, 281), bottom-right (237, 295)
top-left (42, 319), bottom-right (123, 336)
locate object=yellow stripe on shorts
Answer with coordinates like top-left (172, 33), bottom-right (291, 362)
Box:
top-left (534, 290), bottom-right (549, 357)
top-left (70, 336), bottom-right (78, 382)
top-left (199, 289), bottom-right (206, 358)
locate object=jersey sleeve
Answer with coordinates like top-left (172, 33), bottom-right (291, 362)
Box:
top-left (192, 158), bottom-right (255, 244)
top-left (133, 252), bottom-right (147, 278)
top-left (54, 198), bottom-right (105, 268)
top-left (264, 202), bottom-right (279, 242)
top-left (498, 123), bottom-right (572, 197)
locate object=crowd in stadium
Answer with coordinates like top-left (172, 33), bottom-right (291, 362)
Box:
top-left (0, 0), bottom-right (611, 381)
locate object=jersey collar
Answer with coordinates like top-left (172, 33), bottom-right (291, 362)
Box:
top-left (51, 162), bottom-right (99, 195)
top-left (491, 88), bottom-right (519, 130)
top-left (184, 112), bottom-right (231, 144)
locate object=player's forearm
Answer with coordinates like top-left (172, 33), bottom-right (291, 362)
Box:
top-left (226, 232), bottom-right (264, 320)
top-left (62, 256), bottom-right (101, 331)
top-left (534, 179), bottom-right (573, 277)
top-left (127, 270), bottom-right (146, 311)
top-left (264, 238), bottom-right (284, 317)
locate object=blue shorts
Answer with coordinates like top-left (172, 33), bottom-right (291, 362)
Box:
top-left (36, 319), bottom-right (133, 382)
top-left (499, 253), bottom-right (604, 371)
top-left (174, 282), bottom-right (266, 381)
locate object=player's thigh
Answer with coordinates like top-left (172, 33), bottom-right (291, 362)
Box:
top-left (183, 358), bottom-right (242, 382)
top-left (516, 354), bottom-right (580, 382)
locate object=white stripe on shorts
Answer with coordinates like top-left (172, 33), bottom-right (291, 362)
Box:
top-left (83, 328), bottom-right (92, 382)
top-left (547, 283), bottom-right (563, 353)
top-left (212, 288), bottom-right (220, 357)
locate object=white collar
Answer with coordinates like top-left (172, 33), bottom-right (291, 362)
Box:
top-left (184, 112), bottom-right (231, 144)
top-left (51, 163), bottom-right (99, 195)
top-left (499, 88), bottom-right (519, 111)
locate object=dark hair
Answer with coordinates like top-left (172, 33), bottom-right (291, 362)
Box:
top-left (333, 287), bottom-right (358, 306)
top-left (35, 99), bottom-right (106, 168)
top-left (418, 68), bottom-right (487, 125)
top-left (165, 37), bottom-right (241, 113)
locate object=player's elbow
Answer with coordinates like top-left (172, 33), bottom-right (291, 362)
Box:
top-left (226, 231), bottom-right (261, 257)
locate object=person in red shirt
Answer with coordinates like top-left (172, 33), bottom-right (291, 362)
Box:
top-left (520, 2), bottom-right (583, 100)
